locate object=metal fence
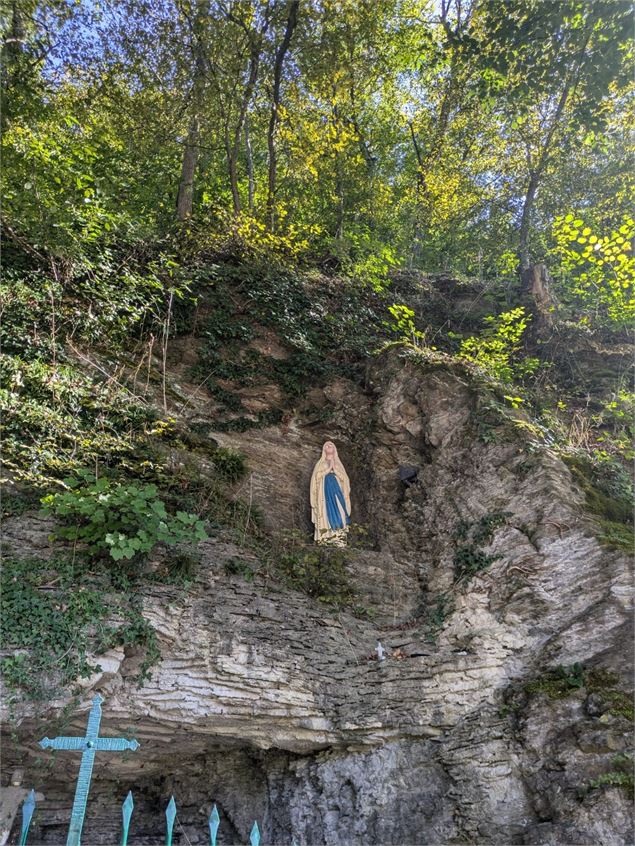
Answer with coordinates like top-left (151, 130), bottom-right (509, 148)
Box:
top-left (18, 789), bottom-right (263, 846)
top-left (16, 695), bottom-right (283, 846)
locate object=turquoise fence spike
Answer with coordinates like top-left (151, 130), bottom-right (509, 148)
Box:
top-left (165, 796), bottom-right (177, 846)
top-left (19, 789), bottom-right (36, 846)
top-left (121, 791), bottom-right (134, 846)
top-left (250, 820), bottom-right (260, 846)
top-left (208, 803), bottom-right (220, 846)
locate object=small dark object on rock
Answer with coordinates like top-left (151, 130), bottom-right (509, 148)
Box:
top-left (399, 465), bottom-right (420, 486)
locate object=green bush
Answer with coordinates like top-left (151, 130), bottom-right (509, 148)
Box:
top-left (0, 353), bottom-right (156, 487)
top-left (458, 307), bottom-right (539, 384)
top-left (563, 451), bottom-right (634, 551)
top-left (586, 754), bottom-right (634, 797)
top-left (42, 472), bottom-right (207, 561)
top-left (212, 447), bottom-right (247, 483)
top-left (525, 665), bottom-right (633, 719)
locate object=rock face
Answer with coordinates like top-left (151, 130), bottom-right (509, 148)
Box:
top-left (2, 350), bottom-right (633, 845)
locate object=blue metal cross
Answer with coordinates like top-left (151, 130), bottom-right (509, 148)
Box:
top-left (39, 694), bottom-right (139, 846)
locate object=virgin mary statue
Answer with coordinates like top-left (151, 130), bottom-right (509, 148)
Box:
top-left (310, 441), bottom-right (351, 546)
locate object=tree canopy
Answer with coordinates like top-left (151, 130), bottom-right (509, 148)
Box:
top-left (3, 1), bottom-right (632, 292)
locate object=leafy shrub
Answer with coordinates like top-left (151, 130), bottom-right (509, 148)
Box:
top-left (563, 451), bottom-right (634, 551)
top-left (386, 303), bottom-right (426, 346)
top-left (552, 213), bottom-right (634, 328)
top-left (458, 307), bottom-right (539, 383)
top-left (586, 669), bottom-right (635, 721)
top-left (277, 544), bottom-right (354, 607)
top-left (212, 447), bottom-right (247, 483)
top-left (42, 472), bottom-right (207, 560)
top-left (0, 353), bottom-right (156, 487)
top-left (190, 264), bottom-right (384, 417)
top-left (587, 769), bottom-right (634, 794)
top-left (589, 451), bottom-right (634, 503)
top-left (423, 593), bottom-right (453, 643)
top-left (266, 530), bottom-right (355, 608)
top-left (596, 519), bottom-right (634, 553)
top-left (525, 665), bottom-right (633, 719)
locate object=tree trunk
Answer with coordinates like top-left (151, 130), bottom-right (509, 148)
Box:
top-left (228, 28), bottom-right (268, 216)
top-left (176, 116), bottom-right (200, 221)
top-left (517, 171), bottom-right (539, 271)
top-left (175, 1), bottom-right (208, 221)
top-left (266, 0), bottom-right (299, 231)
top-left (2, 0), bottom-right (25, 95)
top-left (228, 147), bottom-right (242, 215)
top-left (335, 154), bottom-right (344, 243)
top-left (227, 48), bottom-right (258, 216)
top-left (245, 117), bottom-right (255, 212)
top-left (521, 262), bottom-right (557, 347)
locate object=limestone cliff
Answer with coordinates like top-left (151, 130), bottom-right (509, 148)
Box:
top-left (1, 343), bottom-right (632, 846)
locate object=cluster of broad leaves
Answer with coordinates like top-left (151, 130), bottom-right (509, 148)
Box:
top-left (42, 473), bottom-right (208, 561)
top-left (551, 214), bottom-right (634, 328)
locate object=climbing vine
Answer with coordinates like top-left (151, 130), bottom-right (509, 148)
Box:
top-left (452, 511), bottom-right (513, 583)
top-left (0, 555), bottom-right (160, 704)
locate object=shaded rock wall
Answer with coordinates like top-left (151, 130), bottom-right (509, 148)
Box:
top-left (2, 350), bottom-right (632, 845)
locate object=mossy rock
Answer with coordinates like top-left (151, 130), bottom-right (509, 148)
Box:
top-left (596, 519), bottom-right (634, 553)
top-left (525, 663), bottom-right (586, 699)
top-left (525, 665), bottom-right (634, 722)
top-left (587, 669), bottom-right (635, 721)
top-left (563, 454), bottom-right (634, 551)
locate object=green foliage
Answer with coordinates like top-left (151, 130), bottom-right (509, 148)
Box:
top-left (596, 520), bottom-right (634, 553)
top-left (386, 304), bottom-right (426, 346)
top-left (458, 308), bottom-right (539, 384)
top-left (525, 663), bottom-right (586, 698)
top-left (3, 0), bottom-right (633, 314)
top-left (471, 398), bottom-right (510, 444)
top-left (212, 448), bottom-right (247, 483)
top-left (582, 752), bottom-right (634, 799)
top-left (452, 511), bottom-right (512, 583)
top-left (191, 266), bottom-right (384, 418)
top-left (41, 472), bottom-right (207, 561)
top-left (552, 213), bottom-right (634, 327)
top-left (148, 551), bottom-right (200, 587)
top-left (342, 230), bottom-right (401, 291)
top-left (587, 768), bottom-right (634, 795)
top-left (586, 669), bottom-right (635, 721)
top-left (224, 557), bottom-right (257, 582)
top-left (563, 451), bottom-right (634, 551)
top-left (0, 554), bottom-right (159, 702)
top-left (264, 530), bottom-right (355, 609)
top-left (0, 352), bottom-right (156, 487)
top-left (423, 593), bottom-right (453, 643)
top-left (594, 390), bottom-right (635, 461)
top-left (525, 664), bottom-right (633, 721)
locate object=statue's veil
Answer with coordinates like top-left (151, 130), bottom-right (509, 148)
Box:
top-left (318, 440), bottom-right (347, 477)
